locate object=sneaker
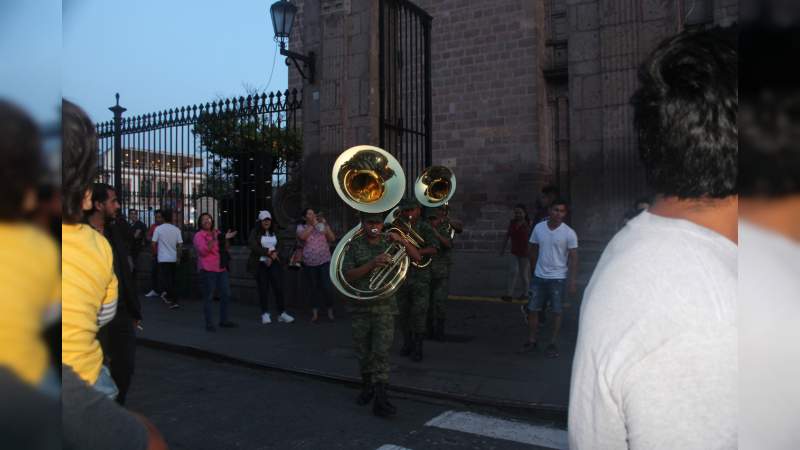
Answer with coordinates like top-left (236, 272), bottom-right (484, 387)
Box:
top-left (519, 341), bottom-right (538, 354)
top-left (261, 313), bottom-right (272, 324)
top-left (278, 312), bottom-right (295, 323)
top-left (545, 343), bottom-right (560, 358)
top-left (145, 290), bottom-right (159, 298)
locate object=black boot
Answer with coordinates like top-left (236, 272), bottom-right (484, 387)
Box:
top-left (411, 333), bottom-right (424, 362)
top-left (356, 373), bottom-right (374, 405)
top-left (434, 318), bottom-right (446, 341)
top-left (400, 331), bottom-right (413, 356)
top-left (372, 383), bottom-right (396, 417)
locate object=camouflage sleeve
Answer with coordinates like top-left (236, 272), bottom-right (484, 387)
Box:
top-left (421, 222), bottom-right (441, 251)
top-left (341, 241), bottom-right (359, 273)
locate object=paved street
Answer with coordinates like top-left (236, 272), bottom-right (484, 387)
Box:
top-left (136, 293), bottom-right (578, 412)
top-left (128, 347), bottom-right (568, 450)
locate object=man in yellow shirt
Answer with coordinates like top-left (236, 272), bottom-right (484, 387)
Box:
top-left (0, 101), bottom-right (61, 395)
top-left (61, 100), bottom-right (119, 398)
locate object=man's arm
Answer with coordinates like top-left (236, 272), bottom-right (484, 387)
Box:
top-left (529, 243), bottom-right (539, 272)
top-left (567, 248), bottom-right (578, 295)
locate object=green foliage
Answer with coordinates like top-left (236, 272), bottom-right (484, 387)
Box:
top-left (192, 109), bottom-right (302, 161)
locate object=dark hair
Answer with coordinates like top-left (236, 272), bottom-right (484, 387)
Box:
top-left (550, 198), bottom-right (569, 209)
top-left (154, 209), bottom-right (164, 218)
top-left (300, 207), bottom-right (314, 225)
top-left (90, 183), bottom-right (115, 212)
top-left (739, 25), bottom-right (800, 197)
top-left (512, 203), bottom-right (530, 222)
top-left (631, 27), bottom-right (738, 199)
top-left (129, 208), bottom-right (138, 215)
top-left (162, 209), bottom-right (173, 223)
top-left (197, 212), bottom-right (214, 231)
top-left (258, 217), bottom-right (276, 236)
top-left (0, 101), bottom-right (43, 220)
top-left (62, 100), bottom-right (99, 223)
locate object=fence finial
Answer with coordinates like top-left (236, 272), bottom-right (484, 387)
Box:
top-left (115, 93), bottom-right (120, 106)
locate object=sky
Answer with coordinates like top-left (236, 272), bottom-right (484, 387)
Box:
top-left (0, 2), bottom-right (62, 125)
top-left (62, 0), bottom-right (288, 124)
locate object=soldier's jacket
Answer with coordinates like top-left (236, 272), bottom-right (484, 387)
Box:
top-left (406, 219), bottom-right (441, 283)
top-left (430, 221), bottom-right (452, 279)
top-left (341, 233), bottom-right (398, 315)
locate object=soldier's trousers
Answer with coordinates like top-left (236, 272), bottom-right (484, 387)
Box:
top-left (351, 312), bottom-right (395, 384)
top-left (429, 276), bottom-right (449, 321)
top-left (397, 276), bottom-right (431, 334)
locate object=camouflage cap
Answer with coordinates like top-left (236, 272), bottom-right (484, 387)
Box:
top-left (360, 211), bottom-right (385, 223)
top-left (425, 206), bottom-right (441, 219)
top-left (398, 197), bottom-right (421, 210)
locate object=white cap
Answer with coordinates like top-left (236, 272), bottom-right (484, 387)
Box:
top-left (257, 210), bottom-right (272, 221)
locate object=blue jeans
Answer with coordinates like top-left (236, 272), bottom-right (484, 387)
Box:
top-left (304, 262), bottom-right (333, 309)
top-left (92, 365), bottom-right (119, 400)
top-left (527, 276), bottom-right (565, 314)
top-left (200, 270), bottom-right (231, 326)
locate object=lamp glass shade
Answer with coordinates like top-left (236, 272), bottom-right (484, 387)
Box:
top-left (270, 0), bottom-right (297, 41)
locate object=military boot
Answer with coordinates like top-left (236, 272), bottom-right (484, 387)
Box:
top-left (372, 383), bottom-right (397, 417)
top-left (355, 373), bottom-right (374, 405)
top-left (400, 330), bottom-right (413, 356)
top-left (434, 318), bottom-right (446, 341)
top-left (411, 333), bottom-right (424, 362)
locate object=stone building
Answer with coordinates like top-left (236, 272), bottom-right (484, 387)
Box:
top-left (288, 0), bottom-right (738, 294)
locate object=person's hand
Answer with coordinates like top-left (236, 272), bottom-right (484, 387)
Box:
top-left (371, 253), bottom-right (392, 268)
top-left (225, 229), bottom-right (237, 240)
top-left (387, 231), bottom-right (403, 243)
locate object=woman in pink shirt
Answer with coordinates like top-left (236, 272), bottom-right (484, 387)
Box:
top-left (296, 208), bottom-right (337, 323)
top-left (193, 213), bottom-right (237, 332)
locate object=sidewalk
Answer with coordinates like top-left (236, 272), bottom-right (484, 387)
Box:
top-left (136, 292), bottom-right (579, 419)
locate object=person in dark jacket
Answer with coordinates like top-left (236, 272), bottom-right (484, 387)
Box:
top-left (86, 183), bottom-right (142, 405)
top-left (247, 210), bottom-right (295, 324)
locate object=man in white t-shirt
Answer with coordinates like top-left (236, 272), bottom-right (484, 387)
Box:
top-left (151, 209), bottom-right (183, 309)
top-left (738, 21), bottom-right (800, 449)
top-left (520, 198), bottom-right (578, 358)
top-left (568, 28), bottom-right (738, 449)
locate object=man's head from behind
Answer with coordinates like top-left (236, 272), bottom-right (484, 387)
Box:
top-left (632, 27), bottom-right (738, 200)
top-left (90, 183), bottom-right (120, 221)
top-left (0, 101), bottom-right (43, 220)
top-left (62, 100), bottom-right (99, 224)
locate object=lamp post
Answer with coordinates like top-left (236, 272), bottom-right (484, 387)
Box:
top-left (270, 0), bottom-right (315, 84)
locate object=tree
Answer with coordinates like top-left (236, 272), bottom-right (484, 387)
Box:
top-left (192, 93), bottom-right (302, 235)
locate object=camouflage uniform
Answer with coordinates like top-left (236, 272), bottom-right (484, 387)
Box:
top-left (396, 220), bottom-right (440, 335)
top-left (341, 234), bottom-right (397, 384)
top-left (429, 220), bottom-right (452, 322)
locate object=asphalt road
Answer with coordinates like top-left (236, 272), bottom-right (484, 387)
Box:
top-left (126, 347), bottom-right (568, 450)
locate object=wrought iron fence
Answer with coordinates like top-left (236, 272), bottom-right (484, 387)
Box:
top-left (95, 90), bottom-right (302, 242)
top-left (379, 0), bottom-right (432, 194)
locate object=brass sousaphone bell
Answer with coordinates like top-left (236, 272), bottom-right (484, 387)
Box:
top-left (329, 146), bottom-right (410, 301)
top-left (415, 165), bottom-right (457, 238)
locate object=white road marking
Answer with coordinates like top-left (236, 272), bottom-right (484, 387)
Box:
top-left (375, 445), bottom-right (413, 450)
top-left (425, 410), bottom-right (568, 449)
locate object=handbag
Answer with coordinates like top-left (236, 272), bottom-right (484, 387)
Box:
top-left (289, 243), bottom-right (303, 270)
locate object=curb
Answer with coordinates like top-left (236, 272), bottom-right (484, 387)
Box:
top-left (137, 337), bottom-right (568, 425)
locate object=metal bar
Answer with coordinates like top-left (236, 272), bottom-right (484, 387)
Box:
top-left (424, 17), bottom-right (432, 168)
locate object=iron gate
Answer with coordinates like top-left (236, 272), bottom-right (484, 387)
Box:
top-left (95, 90), bottom-right (302, 241)
top-left (379, 0), bottom-right (432, 195)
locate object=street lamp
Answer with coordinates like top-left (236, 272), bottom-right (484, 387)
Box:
top-left (270, 0), bottom-right (315, 84)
